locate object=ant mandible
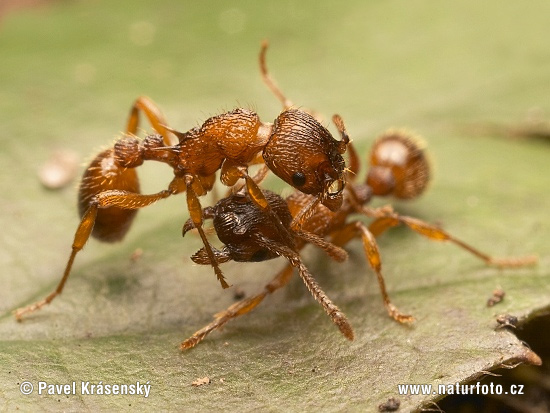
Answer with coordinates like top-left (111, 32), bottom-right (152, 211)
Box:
top-left (180, 125), bottom-right (537, 350)
top-left (14, 42), bottom-right (350, 320)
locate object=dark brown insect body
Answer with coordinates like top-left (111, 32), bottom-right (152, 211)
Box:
top-left (182, 189), bottom-right (353, 349)
top-left (209, 191), bottom-right (296, 263)
top-left (181, 129), bottom-right (537, 350)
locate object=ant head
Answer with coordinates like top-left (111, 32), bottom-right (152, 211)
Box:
top-left (263, 109), bottom-right (348, 211)
top-left (366, 129), bottom-right (430, 199)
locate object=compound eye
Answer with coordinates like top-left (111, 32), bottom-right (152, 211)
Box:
top-left (292, 171), bottom-right (306, 187)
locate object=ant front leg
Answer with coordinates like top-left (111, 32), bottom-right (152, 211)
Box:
top-left (225, 162), bottom-right (270, 198)
top-left (184, 175), bottom-right (230, 289)
top-left (184, 208), bottom-right (233, 266)
top-left (362, 207), bottom-right (538, 268)
top-left (221, 161), bottom-right (295, 246)
top-left (253, 238), bottom-right (354, 340)
top-left (294, 230), bottom-right (348, 263)
top-left (290, 195), bottom-right (322, 233)
top-left (14, 185), bottom-right (176, 321)
top-left (182, 206), bottom-right (215, 237)
top-left (187, 231), bottom-right (354, 345)
top-left (126, 96), bottom-right (175, 145)
top-left (181, 264), bottom-right (295, 350)
top-left (295, 261), bottom-right (354, 340)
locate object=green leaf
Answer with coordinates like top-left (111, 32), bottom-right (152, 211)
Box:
top-left (1, 1), bottom-right (549, 411)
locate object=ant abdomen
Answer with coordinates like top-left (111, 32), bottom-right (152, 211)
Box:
top-left (367, 130), bottom-right (430, 199)
top-left (78, 148), bottom-right (140, 242)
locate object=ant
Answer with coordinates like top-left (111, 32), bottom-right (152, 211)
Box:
top-left (14, 42), bottom-right (350, 320)
top-left (180, 126), bottom-right (538, 350)
top-left (182, 188), bottom-right (354, 348)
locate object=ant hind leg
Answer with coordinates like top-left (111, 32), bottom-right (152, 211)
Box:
top-left (126, 96), bottom-right (175, 145)
top-left (362, 207), bottom-right (538, 268)
top-left (329, 220), bottom-right (415, 324)
top-left (14, 187), bottom-right (173, 320)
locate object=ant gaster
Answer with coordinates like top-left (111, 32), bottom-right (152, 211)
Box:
top-left (180, 126), bottom-right (537, 350)
top-left (14, 42), bottom-right (349, 320)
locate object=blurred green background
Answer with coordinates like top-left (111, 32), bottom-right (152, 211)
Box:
top-left (1, 1), bottom-right (549, 411)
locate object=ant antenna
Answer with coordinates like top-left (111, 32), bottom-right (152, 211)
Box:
top-left (332, 114), bottom-right (350, 153)
top-left (260, 40), bottom-right (294, 110)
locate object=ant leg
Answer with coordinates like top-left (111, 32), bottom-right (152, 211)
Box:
top-left (181, 263), bottom-right (295, 350)
top-left (294, 230), bottom-right (348, 262)
top-left (222, 162), bottom-right (295, 246)
top-left (182, 233), bottom-right (353, 347)
top-left (184, 175), bottom-right (230, 289)
top-left (14, 205), bottom-right (97, 320)
top-left (329, 221), bottom-right (414, 323)
top-left (290, 195), bottom-right (322, 232)
top-left (368, 216), bottom-right (399, 237)
top-left (224, 163), bottom-right (270, 198)
top-left (252, 236), bottom-right (354, 340)
top-left (361, 207), bottom-right (538, 268)
top-left (189, 246), bottom-right (232, 265)
top-left (250, 163), bottom-right (270, 186)
top-left (14, 188), bottom-right (174, 320)
top-left (182, 206), bottom-right (215, 237)
top-left (295, 261), bottom-right (354, 340)
top-left (243, 172), bottom-right (296, 245)
top-left (126, 96), bottom-right (175, 145)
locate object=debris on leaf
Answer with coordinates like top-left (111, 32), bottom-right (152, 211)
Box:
top-left (233, 286), bottom-right (246, 301)
top-left (131, 248), bottom-right (143, 262)
top-left (378, 397), bottom-right (400, 412)
top-left (496, 314), bottom-right (518, 329)
top-left (192, 377), bottom-right (210, 387)
top-left (487, 288), bottom-right (505, 307)
top-left (38, 149), bottom-right (79, 189)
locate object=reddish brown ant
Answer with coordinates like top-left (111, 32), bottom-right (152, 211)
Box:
top-left (14, 42), bottom-right (350, 320)
top-left (180, 126), bottom-right (537, 350)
